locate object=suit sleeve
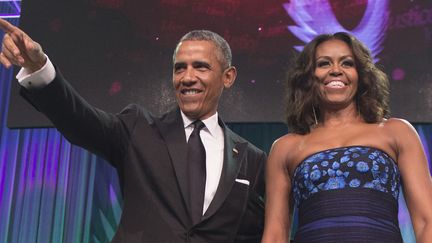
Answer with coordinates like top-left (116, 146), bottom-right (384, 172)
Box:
top-left (19, 68), bottom-right (133, 167)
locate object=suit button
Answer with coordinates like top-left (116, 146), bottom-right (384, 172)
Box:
top-left (186, 230), bottom-right (195, 243)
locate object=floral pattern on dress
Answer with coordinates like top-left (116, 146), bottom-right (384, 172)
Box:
top-left (292, 146), bottom-right (401, 207)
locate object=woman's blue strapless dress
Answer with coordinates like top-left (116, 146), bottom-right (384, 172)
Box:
top-left (292, 146), bottom-right (403, 242)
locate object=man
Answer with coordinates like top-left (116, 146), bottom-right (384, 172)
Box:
top-left (0, 19), bottom-right (266, 242)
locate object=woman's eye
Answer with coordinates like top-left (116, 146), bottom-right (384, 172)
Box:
top-left (342, 60), bottom-right (355, 67)
top-left (317, 61), bottom-right (330, 67)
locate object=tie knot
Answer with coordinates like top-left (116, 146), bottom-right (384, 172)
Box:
top-left (193, 120), bottom-right (205, 132)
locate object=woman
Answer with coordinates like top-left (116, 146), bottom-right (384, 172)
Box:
top-left (261, 32), bottom-right (432, 242)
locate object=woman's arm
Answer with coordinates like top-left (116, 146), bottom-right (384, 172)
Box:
top-left (261, 136), bottom-right (293, 243)
top-left (389, 118), bottom-right (432, 242)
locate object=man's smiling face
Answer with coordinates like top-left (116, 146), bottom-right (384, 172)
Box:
top-left (173, 40), bottom-right (234, 120)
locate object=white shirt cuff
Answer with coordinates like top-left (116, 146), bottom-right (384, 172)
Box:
top-left (16, 55), bottom-right (56, 89)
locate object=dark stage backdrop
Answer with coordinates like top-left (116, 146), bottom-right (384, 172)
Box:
top-left (6, 0), bottom-right (432, 127)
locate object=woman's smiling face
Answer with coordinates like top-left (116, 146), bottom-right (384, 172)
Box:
top-left (314, 39), bottom-right (359, 108)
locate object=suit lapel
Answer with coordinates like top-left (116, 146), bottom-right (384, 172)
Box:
top-left (154, 108), bottom-right (190, 211)
top-left (155, 112), bottom-right (248, 223)
top-left (202, 121), bottom-right (247, 220)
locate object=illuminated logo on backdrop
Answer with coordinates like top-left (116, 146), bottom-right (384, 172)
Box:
top-left (284, 0), bottom-right (389, 62)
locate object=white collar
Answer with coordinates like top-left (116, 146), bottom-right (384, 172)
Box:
top-left (181, 111), bottom-right (220, 138)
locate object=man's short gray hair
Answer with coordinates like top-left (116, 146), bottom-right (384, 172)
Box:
top-left (173, 30), bottom-right (232, 69)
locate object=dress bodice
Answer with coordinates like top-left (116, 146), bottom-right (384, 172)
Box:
top-left (292, 146), bottom-right (400, 207)
top-left (291, 146), bottom-right (403, 242)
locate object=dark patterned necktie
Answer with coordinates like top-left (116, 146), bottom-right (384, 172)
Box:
top-left (187, 120), bottom-right (206, 224)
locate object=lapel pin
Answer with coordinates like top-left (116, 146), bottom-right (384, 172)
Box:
top-left (233, 148), bottom-right (239, 154)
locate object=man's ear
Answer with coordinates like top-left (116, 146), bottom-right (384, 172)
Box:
top-left (223, 66), bottom-right (237, 88)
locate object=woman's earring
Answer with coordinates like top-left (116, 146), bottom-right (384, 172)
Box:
top-left (313, 106), bottom-right (318, 125)
top-left (357, 102), bottom-right (361, 118)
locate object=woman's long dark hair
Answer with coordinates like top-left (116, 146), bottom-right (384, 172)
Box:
top-left (285, 32), bottom-right (390, 134)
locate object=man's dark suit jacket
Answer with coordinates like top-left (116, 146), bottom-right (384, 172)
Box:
top-left (21, 70), bottom-right (266, 243)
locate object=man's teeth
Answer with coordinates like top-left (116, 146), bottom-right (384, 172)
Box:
top-left (184, 90), bottom-right (200, 95)
top-left (326, 81), bottom-right (345, 87)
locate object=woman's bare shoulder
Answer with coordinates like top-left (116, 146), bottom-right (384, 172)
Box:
top-left (380, 118), bottom-right (420, 149)
top-left (272, 133), bottom-right (303, 151)
top-left (269, 133), bottom-right (305, 169)
top-left (381, 118), bottom-right (416, 134)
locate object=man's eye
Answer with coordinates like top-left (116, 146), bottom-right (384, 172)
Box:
top-left (194, 64), bottom-right (209, 71)
top-left (192, 61), bottom-right (211, 71)
top-left (174, 66), bottom-right (186, 73)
